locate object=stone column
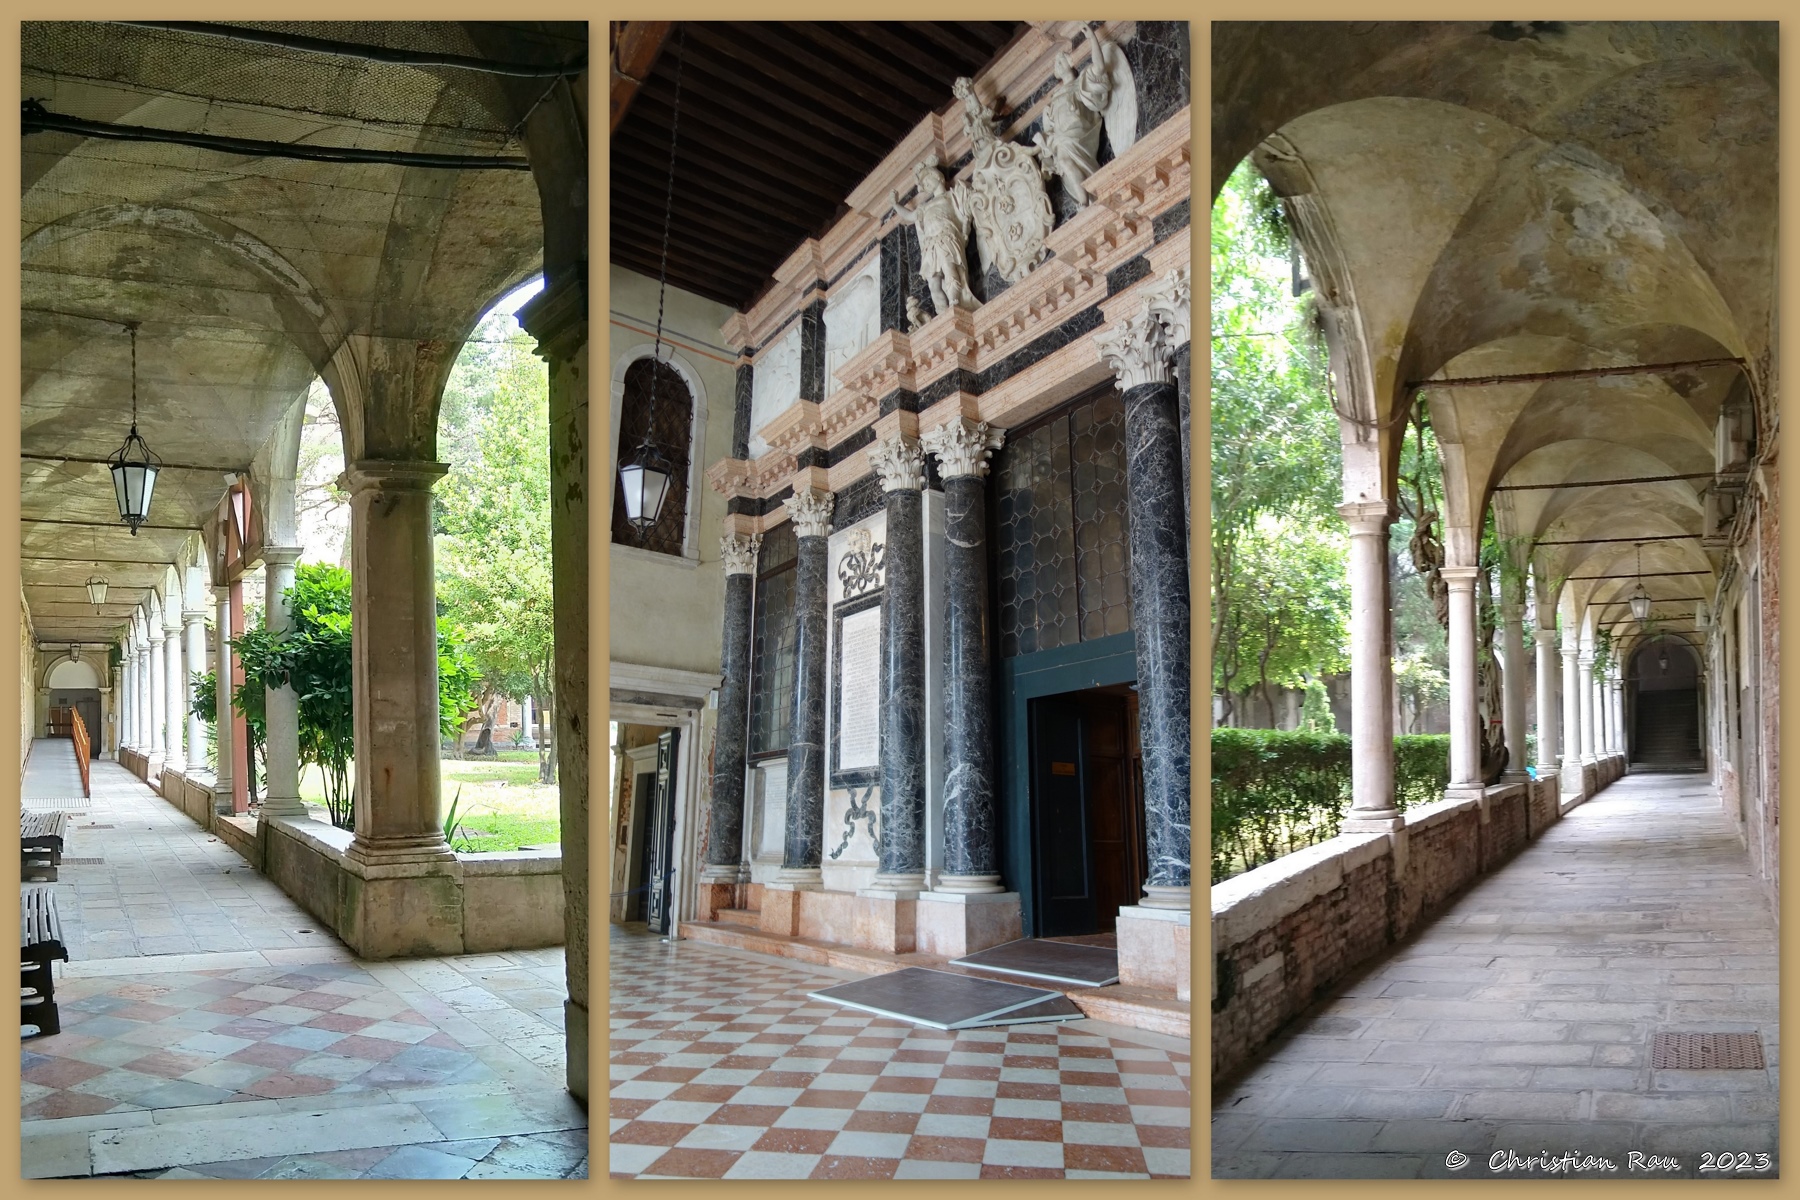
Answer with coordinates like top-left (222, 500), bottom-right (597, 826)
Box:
top-left (260, 547), bottom-right (306, 819)
top-left (1560, 631), bottom-right (1583, 796)
top-left (342, 461), bottom-right (454, 867)
top-left (1097, 269), bottom-right (1193, 909)
top-left (1333, 502), bottom-right (1399, 828)
top-left (183, 607), bottom-right (209, 772)
top-left (518, 269), bottom-right (588, 1103)
top-left (520, 695), bottom-right (537, 747)
top-left (1578, 646), bottom-right (1596, 762)
top-left (1534, 620), bottom-right (1560, 773)
top-left (1443, 565), bottom-right (1481, 791)
top-left (1500, 583), bottom-right (1529, 782)
top-left (213, 587), bottom-right (235, 812)
top-left (163, 608), bottom-right (185, 773)
top-left (922, 418), bottom-right (1006, 893)
top-left (138, 637), bottom-right (152, 752)
top-left (867, 432), bottom-right (928, 895)
top-left (119, 650), bottom-right (134, 752)
top-left (147, 608), bottom-right (166, 769)
top-left (111, 664), bottom-right (125, 758)
top-left (1612, 672), bottom-right (1627, 758)
top-left (700, 533), bottom-right (760, 885)
top-left (776, 489), bottom-right (833, 889)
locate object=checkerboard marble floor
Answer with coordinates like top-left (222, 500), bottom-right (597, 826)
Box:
top-left (609, 924), bottom-right (1191, 1179)
top-left (21, 757), bottom-right (587, 1179)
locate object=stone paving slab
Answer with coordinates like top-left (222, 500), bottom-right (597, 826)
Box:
top-left (1212, 774), bottom-right (1778, 1180)
top-left (20, 757), bottom-right (585, 1180)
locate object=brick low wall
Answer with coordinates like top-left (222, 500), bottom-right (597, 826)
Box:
top-left (1212, 766), bottom-right (1617, 1086)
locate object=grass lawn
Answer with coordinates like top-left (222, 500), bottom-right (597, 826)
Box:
top-left (297, 749), bottom-right (561, 852)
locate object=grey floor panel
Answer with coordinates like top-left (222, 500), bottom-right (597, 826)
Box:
top-left (950, 938), bottom-right (1120, 987)
top-left (807, 966), bottom-right (1063, 1030)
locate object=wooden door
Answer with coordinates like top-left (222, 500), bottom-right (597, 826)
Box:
top-left (645, 730), bottom-right (681, 934)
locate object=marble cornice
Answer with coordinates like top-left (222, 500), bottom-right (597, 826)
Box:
top-left (760, 400), bottom-right (825, 458)
top-left (722, 21), bottom-right (1162, 353)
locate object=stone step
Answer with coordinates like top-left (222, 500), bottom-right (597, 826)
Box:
top-left (714, 907), bottom-right (762, 930)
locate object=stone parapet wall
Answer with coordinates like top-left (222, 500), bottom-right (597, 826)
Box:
top-left (1211, 770), bottom-right (1611, 1085)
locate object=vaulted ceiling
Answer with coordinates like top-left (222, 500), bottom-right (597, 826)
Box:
top-left (610, 21), bottom-right (1026, 310)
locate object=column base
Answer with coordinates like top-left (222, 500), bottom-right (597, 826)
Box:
top-left (852, 892), bottom-right (917, 954)
top-left (697, 862), bottom-right (750, 884)
top-left (771, 866), bottom-right (824, 889)
top-left (1341, 809), bottom-right (1403, 833)
top-left (564, 998), bottom-right (588, 1107)
top-left (916, 891), bottom-right (1020, 957)
top-left (862, 871), bottom-right (926, 900)
top-left (1137, 883), bottom-right (1191, 911)
top-left (696, 882), bottom-right (738, 922)
top-left (759, 883), bottom-right (808, 935)
top-left (933, 873), bottom-right (1005, 895)
top-left (1116, 905), bottom-right (1190, 1000)
top-left (259, 795), bottom-right (309, 821)
top-left (212, 784), bottom-right (236, 816)
top-left (345, 832), bottom-right (457, 870)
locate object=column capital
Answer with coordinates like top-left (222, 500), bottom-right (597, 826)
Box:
top-left (1335, 499), bottom-right (1393, 533)
top-left (261, 545), bottom-right (304, 567)
top-left (339, 460), bottom-right (449, 496)
top-left (782, 487), bottom-right (835, 538)
top-left (868, 431), bottom-right (926, 492)
top-left (515, 269), bottom-right (587, 364)
top-left (1097, 267), bottom-right (1191, 390)
top-left (1440, 564), bottom-right (1481, 587)
top-left (921, 417), bottom-right (1005, 480)
top-left (183, 608), bottom-right (209, 627)
top-left (720, 533), bottom-right (762, 576)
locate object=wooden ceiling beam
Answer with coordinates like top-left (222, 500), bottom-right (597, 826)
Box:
top-left (609, 159), bottom-right (812, 241)
top-left (612, 124), bottom-right (819, 215)
top-left (624, 90), bottom-right (859, 197)
top-left (728, 25), bottom-right (899, 113)
top-left (667, 35), bottom-right (894, 158)
top-left (611, 21), bottom-right (674, 132)
top-left (678, 25), bottom-right (900, 153)
top-left (801, 25), bottom-right (960, 104)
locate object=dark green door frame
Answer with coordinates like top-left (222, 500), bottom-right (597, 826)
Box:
top-left (997, 631), bottom-right (1138, 935)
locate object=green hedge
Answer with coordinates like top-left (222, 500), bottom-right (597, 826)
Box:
top-left (1210, 730), bottom-right (1449, 882)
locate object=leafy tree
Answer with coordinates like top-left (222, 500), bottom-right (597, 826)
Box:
top-left (435, 304), bottom-right (558, 783)
top-left (1210, 159), bottom-right (1342, 722)
top-left (1215, 514), bottom-right (1350, 723)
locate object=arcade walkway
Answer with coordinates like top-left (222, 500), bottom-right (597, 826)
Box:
top-left (21, 757), bottom-right (587, 1179)
top-left (1212, 773), bottom-right (1778, 1179)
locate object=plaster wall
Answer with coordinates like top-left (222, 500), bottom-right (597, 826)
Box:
top-left (608, 266), bottom-right (739, 678)
top-left (19, 594), bottom-right (33, 774)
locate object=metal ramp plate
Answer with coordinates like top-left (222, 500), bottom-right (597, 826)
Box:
top-left (807, 966), bottom-right (1074, 1030)
top-left (950, 938), bottom-right (1121, 987)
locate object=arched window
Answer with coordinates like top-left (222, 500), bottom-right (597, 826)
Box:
top-left (612, 356), bottom-right (694, 556)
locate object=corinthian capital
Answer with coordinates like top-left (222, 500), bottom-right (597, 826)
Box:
top-left (922, 418), bottom-right (1006, 480)
top-left (868, 432), bottom-right (926, 493)
top-left (1097, 265), bottom-right (1191, 390)
top-left (720, 533), bottom-right (763, 576)
top-left (783, 488), bottom-right (835, 538)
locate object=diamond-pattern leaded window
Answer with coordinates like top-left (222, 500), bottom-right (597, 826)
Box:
top-left (612, 357), bottom-right (692, 556)
top-left (749, 521), bottom-right (799, 756)
top-left (994, 389), bottom-right (1132, 658)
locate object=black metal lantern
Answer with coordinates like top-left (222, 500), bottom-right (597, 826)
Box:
top-left (619, 440), bottom-right (675, 531)
top-left (85, 576), bottom-right (108, 607)
top-left (1627, 542), bottom-right (1651, 623)
top-left (618, 26), bottom-right (685, 538)
top-left (109, 323), bottom-right (161, 535)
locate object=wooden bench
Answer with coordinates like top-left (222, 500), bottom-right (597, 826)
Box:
top-left (21, 883), bottom-right (68, 1038)
top-left (21, 810), bottom-right (69, 883)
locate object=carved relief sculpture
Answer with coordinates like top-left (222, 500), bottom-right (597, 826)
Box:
top-left (953, 76), bottom-right (1055, 285)
top-left (891, 155), bottom-right (977, 315)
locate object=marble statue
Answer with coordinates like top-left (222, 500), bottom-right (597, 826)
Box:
top-left (891, 155), bottom-right (977, 314)
top-left (1033, 40), bottom-right (1113, 207)
top-left (953, 76), bottom-right (1056, 285)
top-left (905, 293), bottom-right (928, 331)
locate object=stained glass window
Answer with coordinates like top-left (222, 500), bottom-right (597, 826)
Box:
top-left (749, 521), bottom-right (799, 756)
top-left (611, 357), bottom-right (692, 556)
top-left (994, 389), bottom-right (1132, 658)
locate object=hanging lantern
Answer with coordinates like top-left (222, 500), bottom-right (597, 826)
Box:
top-left (619, 441), bottom-right (675, 531)
top-left (617, 26), bottom-right (685, 541)
top-left (85, 576), bottom-right (108, 606)
top-left (109, 323), bottom-right (161, 535)
top-left (1659, 648), bottom-right (1670, 674)
top-left (1627, 542), bottom-right (1651, 623)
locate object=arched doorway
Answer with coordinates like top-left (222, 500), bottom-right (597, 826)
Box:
top-left (46, 656), bottom-right (102, 742)
top-left (1629, 636), bottom-right (1702, 770)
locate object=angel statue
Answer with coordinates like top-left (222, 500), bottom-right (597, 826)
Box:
top-left (952, 76), bottom-right (999, 151)
top-left (891, 155), bottom-right (977, 314)
top-left (905, 293), bottom-right (929, 331)
top-left (1034, 29), bottom-right (1132, 207)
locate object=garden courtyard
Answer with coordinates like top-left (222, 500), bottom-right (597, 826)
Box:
top-left (297, 753), bottom-right (561, 854)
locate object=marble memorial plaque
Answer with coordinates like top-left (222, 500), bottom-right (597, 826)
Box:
top-left (837, 606), bottom-right (881, 771)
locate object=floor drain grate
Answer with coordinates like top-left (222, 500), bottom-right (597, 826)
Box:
top-left (61, 857), bottom-right (105, 866)
top-left (1652, 1031), bottom-right (1766, 1069)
